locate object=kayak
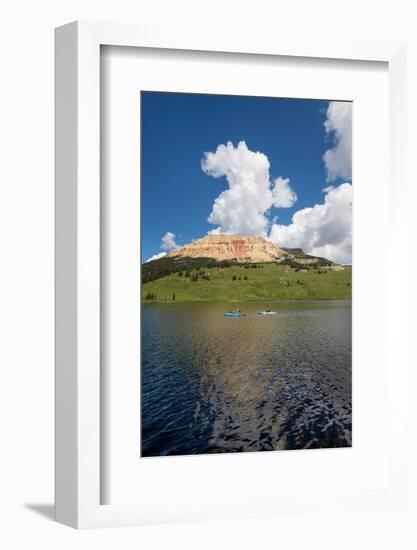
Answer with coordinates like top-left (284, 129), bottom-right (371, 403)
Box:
top-left (257, 311), bottom-right (277, 315)
top-left (224, 312), bottom-right (246, 317)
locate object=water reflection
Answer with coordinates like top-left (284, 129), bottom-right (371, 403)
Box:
top-left (141, 301), bottom-right (352, 456)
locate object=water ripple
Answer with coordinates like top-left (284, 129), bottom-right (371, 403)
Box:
top-left (141, 301), bottom-right (352, 456)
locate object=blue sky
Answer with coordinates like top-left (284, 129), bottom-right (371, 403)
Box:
top-left (141, 92), bottom-right (352, 264)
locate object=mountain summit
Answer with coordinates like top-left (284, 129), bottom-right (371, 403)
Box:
top-left (168, 234), bottom-right (285, 263)
top-left (168, 234), bottom-right (330, 265)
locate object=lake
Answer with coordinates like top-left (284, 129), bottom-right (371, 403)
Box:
top-left (141, 300), bottom-right (352, 457)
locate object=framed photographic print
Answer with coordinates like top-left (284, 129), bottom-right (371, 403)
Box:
top-left (55, 21), bottom-right (408, 528)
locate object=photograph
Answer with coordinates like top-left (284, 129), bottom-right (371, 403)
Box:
top-left (141, 91), bottom-right (352, 457)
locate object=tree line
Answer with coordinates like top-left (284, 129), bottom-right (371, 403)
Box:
top-left (142, 256), bottom-right (235, 284)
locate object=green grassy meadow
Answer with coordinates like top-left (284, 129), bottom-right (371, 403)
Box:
top-left (142, 264), bottom-right (352, 302)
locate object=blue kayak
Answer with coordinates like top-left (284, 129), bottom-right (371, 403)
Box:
top-left (224, 312), bottom-right (246, 317)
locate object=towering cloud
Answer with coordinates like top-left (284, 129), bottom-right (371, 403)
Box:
top-left (268, 101), bottom-right (353, 263)
top-left (269, 183), bottom-right (352, 264)
top-left (323, 101), bottom-right (352, 181)
top-left (201, 141), bottom-right (297, 236)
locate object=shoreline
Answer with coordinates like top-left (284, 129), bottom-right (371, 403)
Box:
top-left (142, 297), bottom-right (352, 304)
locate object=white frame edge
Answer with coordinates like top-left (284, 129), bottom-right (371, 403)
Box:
top-left (55, 20), bottom-right (407, 529)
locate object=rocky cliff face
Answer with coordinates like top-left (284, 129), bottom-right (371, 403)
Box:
top-left (166, 234), bottom-right (335, 266)
top-left (168, 234), bottom-right (288, 263)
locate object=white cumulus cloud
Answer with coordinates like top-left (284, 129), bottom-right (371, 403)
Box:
top-left (269, 183), bottom-right (352, 264)
top-left (161, 231), bottom-right (178, 252)
top-left (323, 101), bottom-right (352, 182)
top-left (201, 141), bottom-right (297, 236)
top-left (272, 177), bottom-right (298, 208)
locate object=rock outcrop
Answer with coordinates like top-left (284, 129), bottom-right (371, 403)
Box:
top-left (166, 234), bottom-right (335, 266)
top-left (168, 234), bottom-right (287, 263)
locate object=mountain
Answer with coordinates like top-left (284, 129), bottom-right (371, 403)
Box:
top-left (167, 234), bottom-right (331, 266)
top-left (141, 234), bottom-right (349, 301)
top-left (142, 234), bottom-right (335, 285)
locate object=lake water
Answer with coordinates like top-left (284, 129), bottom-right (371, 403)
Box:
top-left (141, 300), bottom-right (352, 457)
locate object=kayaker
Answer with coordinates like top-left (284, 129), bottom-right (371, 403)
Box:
top-left (266, 305), bottom-right (270, 313)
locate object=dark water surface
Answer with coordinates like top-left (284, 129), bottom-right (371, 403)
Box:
top-left (141, 301), bottom-right (352, 457)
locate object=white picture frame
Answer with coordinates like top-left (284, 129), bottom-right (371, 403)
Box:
top-left (55, 20), bottom-right (407, 529)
